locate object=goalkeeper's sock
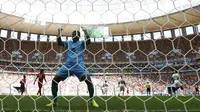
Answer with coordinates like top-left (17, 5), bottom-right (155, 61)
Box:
top-left (86, 80), bottom-right (94, 101)
top-left (52, 80), bottom-right (58, 103)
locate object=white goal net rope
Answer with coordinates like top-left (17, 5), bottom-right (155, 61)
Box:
top-left (0, 0), bottom-right (200, 111)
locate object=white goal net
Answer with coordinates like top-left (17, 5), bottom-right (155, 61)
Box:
top-left (0, 0), bottom-right (200, 111)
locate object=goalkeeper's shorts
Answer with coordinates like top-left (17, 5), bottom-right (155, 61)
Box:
top-left (56, 64), bottom-right (88, 81)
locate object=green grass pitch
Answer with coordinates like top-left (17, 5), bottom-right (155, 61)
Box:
top-left (0, 95), bottom-right (200, 112)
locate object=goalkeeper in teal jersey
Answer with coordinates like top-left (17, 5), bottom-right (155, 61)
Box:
top-left (46, 26), bottom-right (99, 107)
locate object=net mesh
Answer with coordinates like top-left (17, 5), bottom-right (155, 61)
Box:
top-left (0, 0), bottom-right (200, 111)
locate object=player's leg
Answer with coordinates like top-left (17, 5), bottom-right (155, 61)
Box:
top-left (52, 76), bottom-right (63, 103)
top-left (173, 81), bottom-right (179, 97)
top-left (46, 75), bottom-right (63, 107)
top-left (119, 87), bottom-right (123, 96)
top-left (146, 89), bottom-right (148, 96)
top-left (172, 87), bottom-right (177, 96)
top-left (72, 64), bottom-right (95, 100)
top-left (102, 88), bottom-right (105, 95)
top-left (79, 74), bottom-right (99, 107)
top-left (20, 84), bottom-right (23, 95)
top-left (118, 88), bottom-right (121, 96)
top-left (81, 75), bottom-right (94, 99)
top-left (147, 88), bottom-right (151, 96)
top-left (105, 88), bottom-right (108, 95)
top-left (37, 82), bottom-right (41, 96)
top-left (176, 81), bottom-right (185, 96)
top-left (36, 89), bottom-right (39, 95)
top-left (122, 87), bottom-right (125, 96)
top-left (37, 81), bottom-right (42, 95)
top-left (20, 85), bottom-right (22, 95)
top-left (73, 64), bottom-right (99, 107)
top-left (39, 82), bottom-right (43, 96)
top-left (149, 89), bottom-right (151, 96)
top-left (179, 86), bottom-right (185, 96)
top-left (174, 87), bottom-right (180, 97)
top-left (21, 85), bottom-right (25, 95)
top-left (168, 87), bottom-right (172, 96)
top-left (195, 89), bottom-right (197, 95)
top-left (46, 65), bottom-right (68, 107)
top-left (38, 87), bottom-right (42, 96)
top-left (82, 75), bottom-right (99, 107)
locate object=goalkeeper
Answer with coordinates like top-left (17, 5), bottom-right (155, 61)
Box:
top-left (46, 26), bottom-right (99, 107)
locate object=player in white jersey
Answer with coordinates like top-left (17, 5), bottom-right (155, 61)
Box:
top-left (101, 80), bottom-right (109, 95)
top-left (172, 71), bottom-right (182, 87)
top-left (118, 76), bottom-right (126, 96)
top-left (172, 71), bottom-right (185, 96)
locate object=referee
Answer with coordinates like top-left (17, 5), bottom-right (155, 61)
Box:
top-left (146, 82), bottom-right (151, 96)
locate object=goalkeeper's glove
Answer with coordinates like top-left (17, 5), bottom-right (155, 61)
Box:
top-left (58, 28), bottom-right (63, 37)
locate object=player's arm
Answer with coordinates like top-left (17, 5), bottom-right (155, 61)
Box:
top-left (33, 75), bottom-right (38, 85)
top-left (44, 74), bottom-right (47, 82)
top-left (81, 26), bottom-right (91, 46)
top-left (57, 28), bottom-right (65, 47)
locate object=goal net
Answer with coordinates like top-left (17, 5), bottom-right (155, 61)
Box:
top-left (0, 0), bottom-right (200, 111)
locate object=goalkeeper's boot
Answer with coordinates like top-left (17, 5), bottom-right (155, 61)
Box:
top-left (90, 99), bottom-right (99, 107)
top-left (46, 101), bottom-right (57, 107)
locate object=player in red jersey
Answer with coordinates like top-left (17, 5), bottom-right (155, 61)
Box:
top-left (20, 75), bottom-right (26, 95)
top-left (195, 84), bottom-right (199, 95)
top-left (33, 69), bottom-right (47, 96)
